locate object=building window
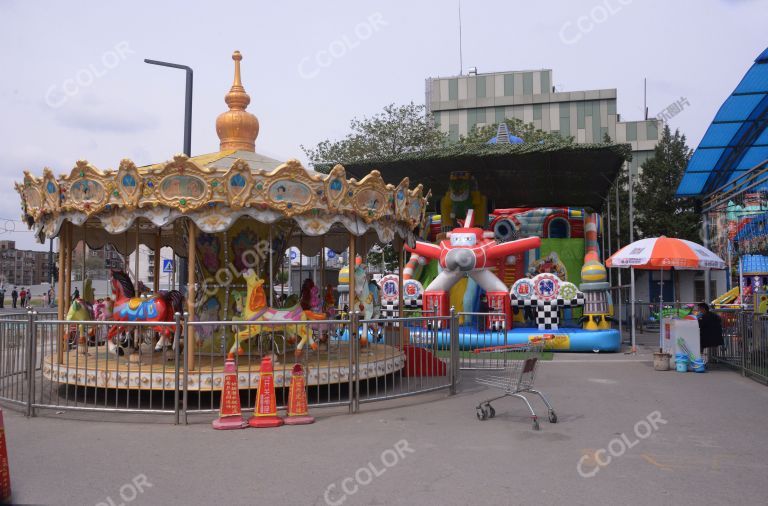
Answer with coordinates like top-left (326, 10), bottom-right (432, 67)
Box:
top-left (523, 72), bottom-right (533, 95)
top-left (577, 102), bottom-right (585, 129)
top-left (504, 74), bottom-right (514, 96)
top-left (694, 280), bottom-right (717, 303)
top-left (449, 124), bottom-right (459, 143)
top-left (541, 71), bottom-right (551, 93)
top-left (646, 121), bottom-right (659, 140)
top-left (533, 104), bottom-right (542, 121)
top-left (607, 100), bottom-right (617, 115)
top-left (559, 103), bottom-right (571, 138)
top-left (476, 76), bottom-right (486, 98)
top-left (626, 122), bottom-right (637, 142)
top-left (548, 218), bottom-right (570, 238)
top-left (433, 111), bottom-right (441, 128)
top-left (467, 109), bottom-right (477, 131)
top-left (448, 79), bottom-right (458, 100)
top-left (495, 107), bottom-right (506, 124)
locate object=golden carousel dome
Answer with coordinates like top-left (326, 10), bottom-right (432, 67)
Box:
top-left (215, 50), bottom-right (259, 152)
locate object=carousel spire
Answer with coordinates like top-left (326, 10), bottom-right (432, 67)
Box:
top-left (216, 50), bottom-right (259, 152)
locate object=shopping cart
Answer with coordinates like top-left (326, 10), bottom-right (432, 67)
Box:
top-left (474, 341), bottom-right (557, 430)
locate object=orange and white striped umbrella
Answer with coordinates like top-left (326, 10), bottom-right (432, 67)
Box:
top-left (606, 236), bottom-right (725, 270)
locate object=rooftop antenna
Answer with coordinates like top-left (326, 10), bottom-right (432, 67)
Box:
top-left (643, 77), bottom-right (648, 120)
top-left (458, 1), bottom-right (463, 75)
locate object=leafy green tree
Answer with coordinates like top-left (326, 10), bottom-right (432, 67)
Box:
top-left (634, 125), bottom-right (700, 241)
top-left (301, 103), bottom-right (446, 167)
top-left (366, 244), bottom-right (399, 274)
top-left (302, 103), bottom-right (448, 273)
top-left (459, 118), bottom-right (572, 145)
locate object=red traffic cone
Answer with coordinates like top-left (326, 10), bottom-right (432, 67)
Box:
top-left (213, 353), bottom-right (247, 430)
top-left (0, 409), bottom-right (11, 503)
top-left (249, 355), bottom-right (284, 428)
top-left (285, 364), bottom-right (314, 425)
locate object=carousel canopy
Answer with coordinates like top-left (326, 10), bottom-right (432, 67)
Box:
top-left (15, 51), bottom-right (427, 255)
top-left (317, 141), bottom-right (631, 211)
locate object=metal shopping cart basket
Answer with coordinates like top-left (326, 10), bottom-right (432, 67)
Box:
top-left (473, 340), bottom-right (557, 430)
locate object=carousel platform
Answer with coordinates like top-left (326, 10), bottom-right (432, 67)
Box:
top-left (42, 343), bottom-right (405, 391)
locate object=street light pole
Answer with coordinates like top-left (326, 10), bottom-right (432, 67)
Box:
top-left (144, 58), bottom-right (193, 291)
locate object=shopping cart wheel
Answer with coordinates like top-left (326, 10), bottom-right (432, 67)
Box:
top-left (532, 418), bottom-right (540, 431)
top-left (476, 407), bottom-right (488, 421)
top-left (487, 405), bottom-right (496, 418)
top-left (548, 410), bottom-right (557, 423)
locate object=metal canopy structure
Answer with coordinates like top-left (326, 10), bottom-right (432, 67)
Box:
top-left (677, 46), bottom-right (768, 199)
top-left (320, 142), bottom-right (632, 211)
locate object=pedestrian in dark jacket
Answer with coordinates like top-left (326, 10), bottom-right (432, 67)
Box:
top-left (11, 288), bottom-right (18, 309)
top-left (698, 303), bottom-right (724, 351)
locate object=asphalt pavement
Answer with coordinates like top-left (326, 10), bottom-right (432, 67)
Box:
top-left (4, 349), bottom-right (768, 506)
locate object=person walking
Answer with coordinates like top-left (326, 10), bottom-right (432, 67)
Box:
top-left (0, 286), bottom-right (4, 309)
top-left (19, 288), bottom-right (27, 307)
top-left (11, 287), bottom-right (18, 309)
top-left (73, 287), bottom-right (80, 300)
top-left (698, 303), bottom-right (724, 360)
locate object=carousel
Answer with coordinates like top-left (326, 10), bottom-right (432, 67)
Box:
top-left (15, 51), bottom-right (428, 393)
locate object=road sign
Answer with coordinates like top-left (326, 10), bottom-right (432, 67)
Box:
top-left (162, 259), bottom-right (174, 273)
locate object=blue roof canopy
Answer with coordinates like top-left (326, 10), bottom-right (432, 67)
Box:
top-left (676, 47), bottom-right (768, 197)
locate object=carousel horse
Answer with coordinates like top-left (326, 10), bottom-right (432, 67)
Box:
top-left (231, 269), bottom-right (324, 359)
top-left (92, 298), bottom-right (113, 348)
top-left (352, 262), bottom-right (382, 345)
top-left (107, 270), bottom-right (184, 355)
top-left (65, 298), bottom-right (94, 349)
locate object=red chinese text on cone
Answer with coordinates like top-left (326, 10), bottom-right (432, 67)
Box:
top-left (0, 410), bottom-right (11, 503)
top-left (285, 364), bottom-right (314, 425)
top-left (213, 353), bottom-right (247, 430)
top-left (249, 355), bottom-right (284, 428)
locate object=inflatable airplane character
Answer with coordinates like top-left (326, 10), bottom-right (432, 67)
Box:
top-left (405, 210), bottom-right (541, 329)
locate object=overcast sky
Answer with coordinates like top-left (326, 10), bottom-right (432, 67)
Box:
top-left (1, 0), bottom-right (766, 251)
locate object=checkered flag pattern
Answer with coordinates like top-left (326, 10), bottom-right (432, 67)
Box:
top-left (381, 301), bottom-right (399, 319)
top-left (511, 291), bottom-right (585, 330)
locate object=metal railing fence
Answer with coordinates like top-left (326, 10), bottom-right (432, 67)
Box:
top-left (0, 309), bottom-right (462, 423)
top-left (712, 309), bottom-right (768, 384)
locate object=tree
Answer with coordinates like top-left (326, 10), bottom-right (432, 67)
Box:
top-left (633, 125), bottom-right (700, 241)
top-left (301, 102), bottom-right (446, 167)
top-left (459, 117), bottom-right (572, 145)
top-left (366, 244), bottom-right (399, 274)
top-left (302, 103), bottom-right (446, 272)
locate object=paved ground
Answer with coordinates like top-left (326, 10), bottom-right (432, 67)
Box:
top-left (4, 341), bottom-right (768, 506)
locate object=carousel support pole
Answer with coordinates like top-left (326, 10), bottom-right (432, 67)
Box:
top-left (320, 237), bottom-right (326, 293)
top-left (268, 227), bottom-right (274, 307)
top-left (186, 221), bottom-right (197, 371)
top-left (299, 236), bottom-right (304, 296)
top-left (349, 233), bottom-right (357, 354)
top-left (81, 226), bottom-right (86, 298)
top-left (134, 222), bottom-right (141, 293)
top-left (349, 234), bottom-right (356, 316)
top-left (398, 242), bottom-right (405, 349)
top-left (65, 223), bottom-right (72, 309)
top-left (57, 226), bottom-right (67, 364)
top-left (153, 228), bottom-right (161, 293)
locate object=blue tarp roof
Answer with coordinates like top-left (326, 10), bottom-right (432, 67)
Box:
top-left (740, 254), bottom-right (768, 274)
top-left (676, 47), bottom-right (768, 197)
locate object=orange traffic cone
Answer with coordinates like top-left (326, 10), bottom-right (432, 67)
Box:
top-left (285, 364), bottom-right (314, 425)
top-left (213, 353), bottom-right (247, 430)
top-left (0, 409), bottom-right (11, 503)
top-left (249, 355), bottom-right (284, 428)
